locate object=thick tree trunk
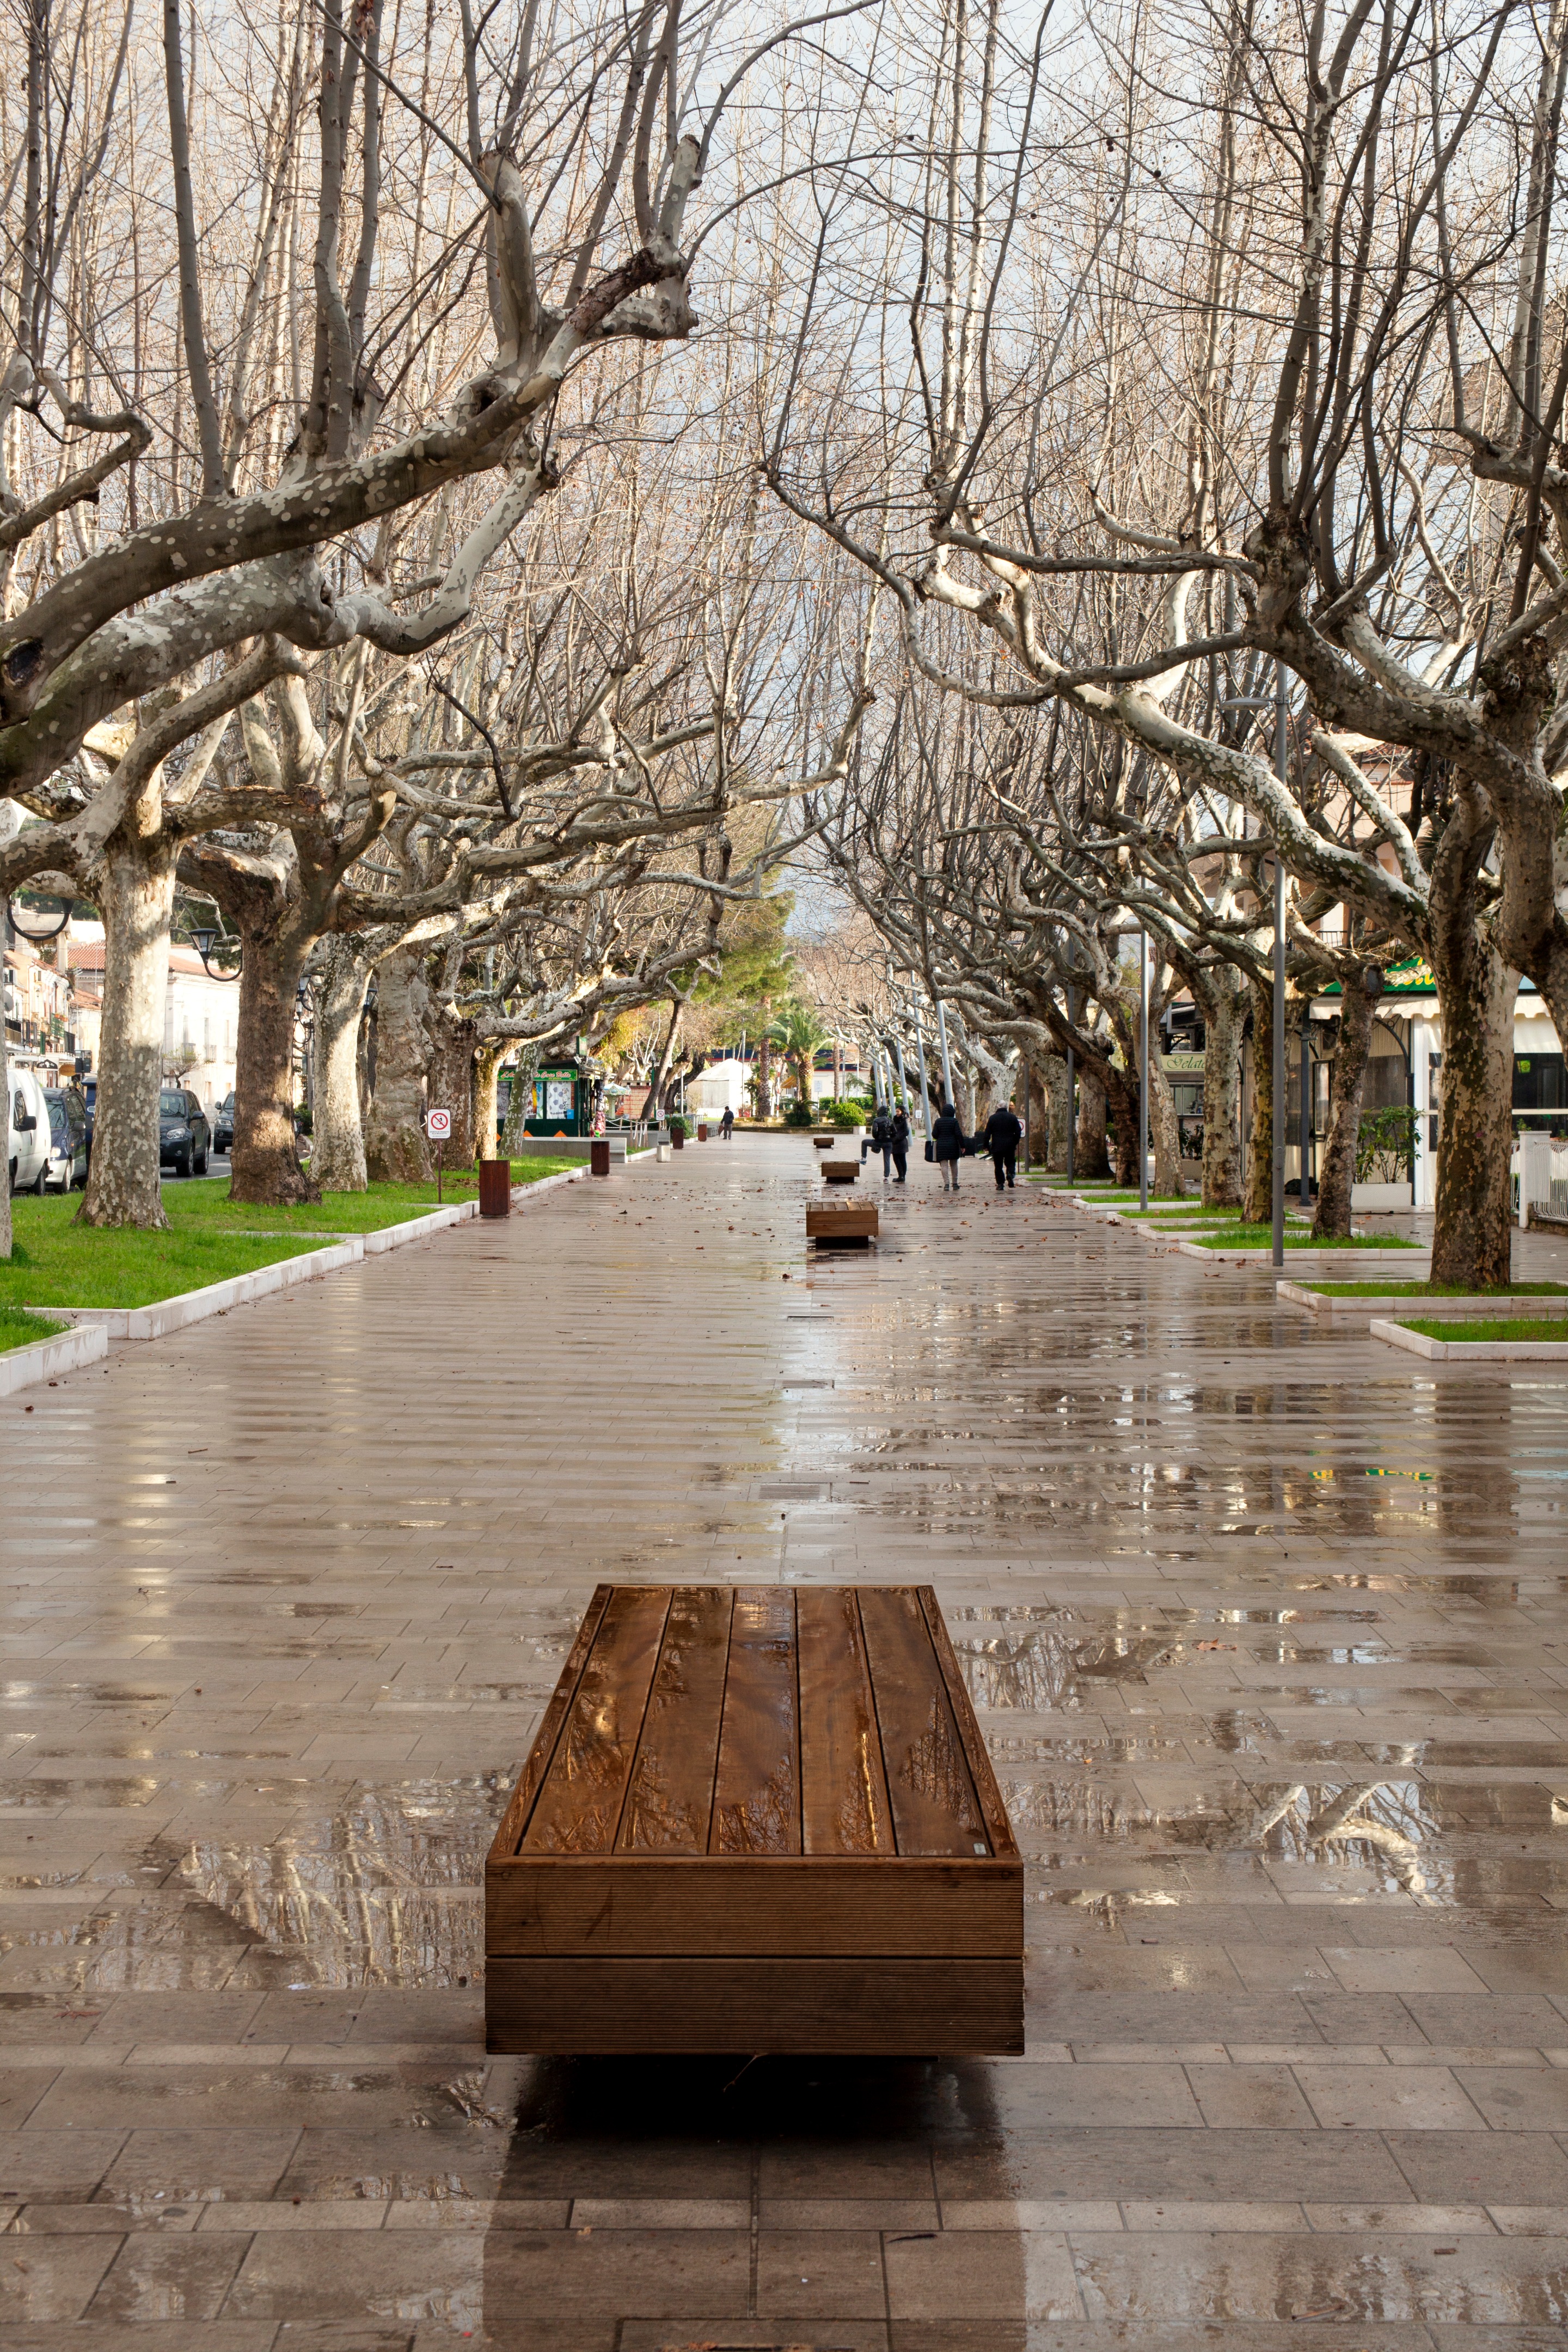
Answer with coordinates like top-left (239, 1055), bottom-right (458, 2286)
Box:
top-left (500, 1059), bottom-right (533, 1153)
top-left (1430, 950), bottom-right (1517, 1289)
top-left (427, 1012), bottom-right (479, 1165)
top-left (1199, 985), bottom-right (1245, 1210)
top-left (648, 1001), bottom-right (683, 1120)
top-left (1243, 981), bottom-right (1275, 1224)
top-left (1040, 1055), bottom-right (1065, 1167)
top-left (230, 915), bottom-right (317, 1205)
top-left (76, 831), bottom-right (178, 1229)
top-left (0, 803), bottom-right (15, 1257)
top-left (1075, 1062), bottom-right (1111, 1177)
top-left (474, 1040), bottom-right (509, 1162)
top-left (364, 946), bottom-right (431, 1182)
top-left (1313, 969), bottom-right (1377, 1240)
top-left (1148, 1051), bottom-right (1185, 1197)
top-left (309, 939), bottom-right (370, 1193)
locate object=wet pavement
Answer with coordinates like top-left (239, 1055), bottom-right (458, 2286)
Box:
top-left (3, 1134), bottom-right (1568, 2349)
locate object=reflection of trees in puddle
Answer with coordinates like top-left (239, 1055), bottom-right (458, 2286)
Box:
top-left (948, 1621), bottom-right (1178, 1711)
top-left (1250, 1778), bottom-right (1431, 1894)
top-left (176, 1774), bottom-right (505, 1986)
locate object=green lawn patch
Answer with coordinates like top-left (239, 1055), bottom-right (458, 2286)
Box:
top-left (1401, 1316), bottom-right (1568, 1344)
top-left (1191, 1226), bottom-right (1421, 1250)
top-left (0, 1303), bottom-right (69, 1355)
top-left (1122, 1204), bottom-right (1238, 1219)
top-left (2, 1216), bottom-right (340, 1312)
top-left (122, 1163), bottom-right (581, 1236)
top-left (1312, 1279), bottom-right (1568, 1298)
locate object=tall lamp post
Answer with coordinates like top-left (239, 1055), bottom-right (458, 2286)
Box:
top-left (1272, 665), bottom-right (1289, 1270)
top-left (909, 984), bottom-right (935, 1155)
top-left (935, 999), bottom-right (955, 1108)
top-left (1138, 931), bottom-right (1149, 1212)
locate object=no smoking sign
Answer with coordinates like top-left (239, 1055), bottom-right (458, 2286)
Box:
top-left (425, 1107), bottom-right (452, 1139)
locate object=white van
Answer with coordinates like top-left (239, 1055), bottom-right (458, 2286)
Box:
top-left (7, 1064), bottom-right (50, 1194)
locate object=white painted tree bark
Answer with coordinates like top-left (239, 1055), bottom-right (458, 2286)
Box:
top-left (75, 833), bottom-right (178, 1230)
top-left (309, 938), bottom-right (371, 1193)
top-left (364, 946), bottom-right (431, 1183)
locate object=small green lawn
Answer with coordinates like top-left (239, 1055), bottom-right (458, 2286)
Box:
top-left (19, 1163), bottom-right (583, 1242)
top-left (1312, 1279), bottom-right (1568, 1299)
top-left (1190, 1226), bottom-right (1422, 1250)
top-left (1121, 1204), bottom-right (1244, 1220)
top-left (1, 1223), bottom-right (333, 1312)
top-left (0, 1303), bottom-right (68, 1355)
top-left (1401, 1316), bottom-right (1568, 1343)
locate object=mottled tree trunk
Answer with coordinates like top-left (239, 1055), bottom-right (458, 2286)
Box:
top-left (364, 946), bottom-right (431, 1182)
top-left (1199, 985), bottom-right (1245, 1210)
top-left (1243, 980), bottom-right (1275, 1224)
top-left (1075, 1062), bottom-right (1111, 1177)
top-left (1430, 948), bottom-right (1517, 1289)
top-left (76, 832), bottom-right (178, 1230)
top-left (1313, 969), bottom-right (1377, 1240)
top-left (427, 1012), bottom-right (479, 1166)
top-left (1148, 1051), bottom-right (1185, 1197)
top-left (474, 1040), bottom-right (509, 1162)
top-left (309, 939), bottom-right (370, 1193)
top-left (500, 1060), bottom-right (534, 1154)
top-left (230, 916), bottom-right (316, 1205)
top-left (1042, 1055), bottom-right (1068, 1168)
top-left (0, 803), bottom-right (15, 1257)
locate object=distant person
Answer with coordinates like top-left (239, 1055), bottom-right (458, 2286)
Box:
top-left (720, 1106), bottom-right (735, 1140)
top-left (869, 1104), bottom-right (895, 1179)
top-left (982, 1098), bottom-right (1024, 1191)
top-left (932, 1100), bottom-right (965, 1190)
top-left (890, 1107), bottom-right (910, 1184)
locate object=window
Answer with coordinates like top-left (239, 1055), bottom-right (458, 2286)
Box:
top-left (1514, 1054), bottom-right (1566, 1111)
top-left (160, 1092), bottom-right (187, 1116)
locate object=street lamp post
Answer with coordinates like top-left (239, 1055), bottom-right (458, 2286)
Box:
top-left (1272, 664), bottom-right (1289, 1270)
top-left (909, 985), bottom-right (935, 1154)
top-left (935, 999), bottom-right (955, 1108)
top-left (1138, 932), bottom-right (1149, 1212)
top-left (190, 927), bottom-right (241, 982)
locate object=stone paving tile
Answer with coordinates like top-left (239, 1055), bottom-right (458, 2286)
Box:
top-left (2, 1141), bottom-right (1567, 2342)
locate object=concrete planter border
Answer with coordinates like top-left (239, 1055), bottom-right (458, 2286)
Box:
top-left (1174, 1239), bottom-right (1430, 1277)
top-left (1371, 1316), bottom-right (1568, 1362)
top-left (1282, 1281), bottom-right (1568, 1322)
top-left (0, 1320), bottom-right (110, 1396)
top-left (31, 1238), bottom-right (364, 1340)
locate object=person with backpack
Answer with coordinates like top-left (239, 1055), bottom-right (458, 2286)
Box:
top-left (890, 1107), bottom-right (910, 1183)
top-left (932, 1100), bottom-right (965, 1190)
top-left (982, 1097), bottom-right (1024, 1190)
top-left (869, 1103), bottom-right (895, 1179)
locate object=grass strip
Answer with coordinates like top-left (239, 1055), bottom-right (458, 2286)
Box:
top-left (1191, 1226), bottom-right (1421, 1250)
top-left (1310, 1279), bottom-right (1568, 1298)
top-left (1400, 1316), bottom-right (1568, 1344)
top-left (0, 1303), bottom-right (69, 1355)
top-left (12, 1162), bottom-right (582, 1246)
top-left (1, 1224), bottom-right (339, 1312)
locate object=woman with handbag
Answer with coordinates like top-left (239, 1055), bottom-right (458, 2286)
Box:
top-left (932, 1101), bottom-right (965, 1190)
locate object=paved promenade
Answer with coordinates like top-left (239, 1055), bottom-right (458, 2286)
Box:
top-left (3, 1134), bottom-right (1568, 2349)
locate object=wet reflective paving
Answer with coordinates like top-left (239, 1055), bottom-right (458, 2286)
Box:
top-left (3, 1136), bottom-right (1568, 2348)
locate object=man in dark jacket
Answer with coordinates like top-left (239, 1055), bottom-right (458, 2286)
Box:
top-left (982, 1099), bottom-right (1023, 1190)
top-left (890, 1107), bottom-right (910, 1183)
top-left (932, 1101), bottom-right (965, 1190)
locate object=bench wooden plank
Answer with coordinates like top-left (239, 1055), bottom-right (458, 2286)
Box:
top-left (858, 1587), bottom-right (989, 1857)
top-left (710, 1586), bottom-right (800, 1854)
top-left (486, 1956), bottom-right (1025, 2054)
top-left (486, 1854), bottom-right (1021, 1955)
top-left (797, 1588), bottom-right (895, 1854)
top-left (519, 1584), bottom-right (670, 1852)
top-left (616, 1585), bottom-right (732, 1853)
top-left (918, 1587), bottom-right (1020, 1858)
top-left (488, 1583), bottom-right (611, 1861)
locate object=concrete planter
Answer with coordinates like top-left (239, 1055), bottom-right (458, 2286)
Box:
top-left (1351, 1180), bottom-right (1414, 1210)
top-left (33, 1238), bottom-right (364, 1340)
top-left (1174, 1240), bottom-right (1431, 1277)
top-left (0, 1320), bottom-right (109, 1396)
top-left (1371, 1316), bottom-right (1568, 1361)
top-left (1282, 1281), bottom-right (1568, 1323)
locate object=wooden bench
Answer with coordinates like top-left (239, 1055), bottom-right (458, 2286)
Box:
top-left (821, 1157), bottom-right (860, 1183)
top-left (486, 1584), bottom-right (1022, 2055)
top-left (806, 1203), bottom-right (879, 1245)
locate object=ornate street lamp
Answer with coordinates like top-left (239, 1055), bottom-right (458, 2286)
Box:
top-left (7, 893), bottom-right (69, 942)
top-left (190, 926), bottom-right (241, 981)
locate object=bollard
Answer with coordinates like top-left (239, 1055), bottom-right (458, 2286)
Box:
top-left (656, 1143), bottom-right (670, 1162)
top-left (697, 1122), bottom-right (708, 1142)
top-left (590, 1138), bottom-right (610, 1178)
top-left (478, 1158), bottom-right (512, 1217)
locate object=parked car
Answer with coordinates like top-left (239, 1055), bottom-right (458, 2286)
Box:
top-left (82, 1076), bottom-right (96, 1144)
top-left (213, 1092), bottom-right (235, 1153)
top-left (158, 1088), bottom-right (211, 1177)
top-left (41, 1086), bottom-right (90, 1190)
top-left (7, 1066), bottom-right (50, 1194)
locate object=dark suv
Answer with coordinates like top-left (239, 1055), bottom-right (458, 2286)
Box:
top-left (213, 1092), bottom-right (235, 1153)
top-left (42, 1086), bottom-right (90, 1190)
top-left (159, 1088), bottom-right (211, 1177)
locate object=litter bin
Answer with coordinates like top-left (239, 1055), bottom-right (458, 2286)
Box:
top-left (479, 1159), bottom-right (511, 1217)
top-left (590, 1138), bottom-right (610, 1178)
top-left (697, 1123), bottom-right (708, 1142)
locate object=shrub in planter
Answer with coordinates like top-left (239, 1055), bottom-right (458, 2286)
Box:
top-left (668, 1116), bottom-right (687, 1142)
top-left (1356, 1105), bottom-right (1419, 1183)
top-left (823, 1098), bottom-right (865, 1130)
top-left (783, 1100), bottom-right (814, 1128)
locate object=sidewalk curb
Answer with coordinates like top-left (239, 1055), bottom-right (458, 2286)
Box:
top-left (30, 1238), bottom-right (364, 1340)
top-left (1283, 1281), bottom-right (1568, 1322)
top-left (1371, 1316), bottom-right (1568, 1361)
top-left (0, 1321), bottom-right (110, 1395)
top-left (1174, 1240), bottom-right (1431, 1276)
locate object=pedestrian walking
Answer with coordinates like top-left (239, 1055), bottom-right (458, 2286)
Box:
top-left (720, 1106), bottom-right (735, 1140)
top-left (869, 1104), bottom-right (895, 1179)
top-left (932, 1100), bottom-right (965, 1190)
top-left (981, 1099), bottom-right (1023, 1191)
top-left (890, 1107), bottom-right (910, 1183)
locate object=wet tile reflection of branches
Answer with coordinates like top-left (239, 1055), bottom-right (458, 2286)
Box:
top-left (176, 1775), bottom-right (503, 1987)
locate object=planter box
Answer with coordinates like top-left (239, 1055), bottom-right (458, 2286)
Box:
top-left (0, 1321), bottom-right (109, 1396)
top-left (1351, 1181), bottom-right (1414, 1210)
top-left (1371, 1317), bottom-right (1568, 1362)
top-left (33, 1238), bottom-right (363, 1341)
top-left (1282, 1281), bottom-right (1568, 1322)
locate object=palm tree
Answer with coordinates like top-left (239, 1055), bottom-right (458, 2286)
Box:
top-left (766, 1001), bottom-right (829, 1108)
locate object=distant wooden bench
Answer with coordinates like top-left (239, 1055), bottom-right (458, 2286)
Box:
top-left (486, 1584), bottom-right (1022, 2055)
top-left (807, 1203), bottom-right (878, 1245)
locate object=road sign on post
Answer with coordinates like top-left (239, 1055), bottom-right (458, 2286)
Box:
top-left (425, 1107), bottom-right (451, 1202)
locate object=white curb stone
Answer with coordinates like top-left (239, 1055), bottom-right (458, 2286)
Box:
top-left (1282, 1281), bottom-right (1568, 1322)
top-left (0, 1320), bottom-right (110, 1396)
top-left (1371, 1317), bottom-right (1568, 1362)
top-left (32, 1238), bottom-right (364, 1340)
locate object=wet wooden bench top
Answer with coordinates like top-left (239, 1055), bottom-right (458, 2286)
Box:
top-left (495, 1583), bottom-right (1015, 1860)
